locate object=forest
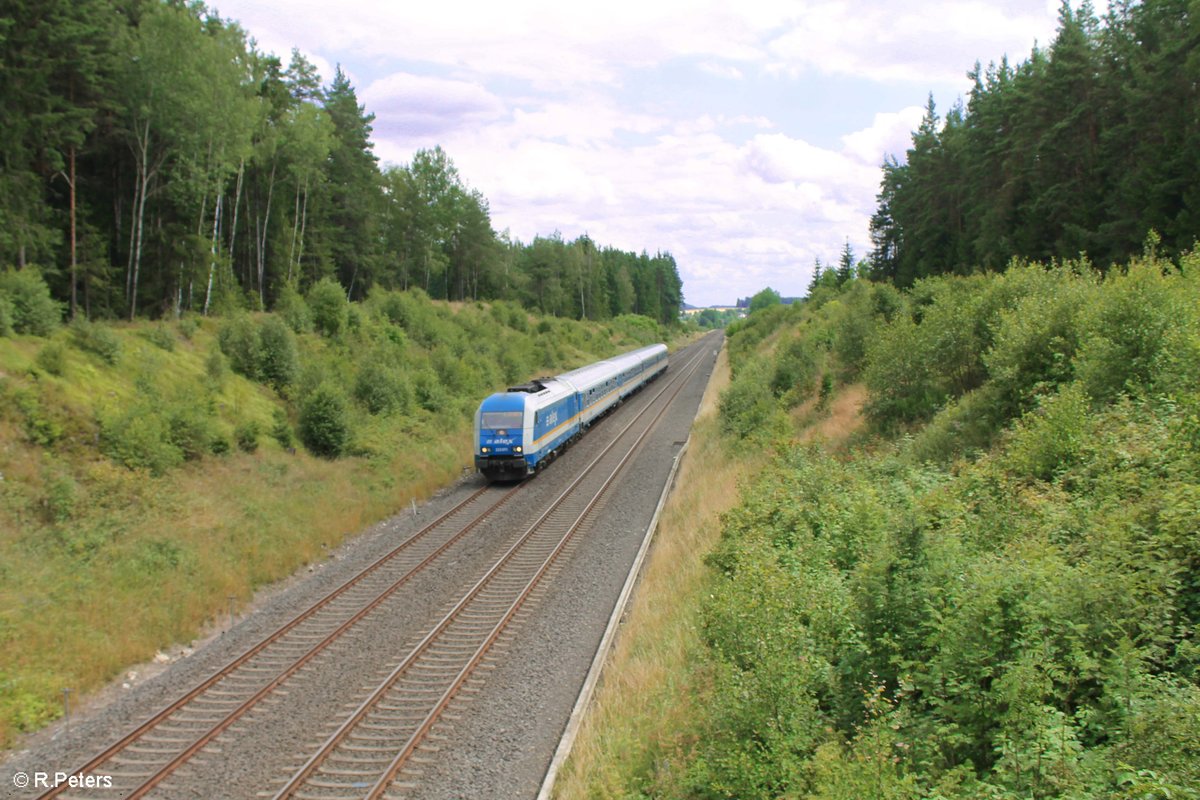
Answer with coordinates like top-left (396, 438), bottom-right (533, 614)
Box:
top-left (0, 0), bottom-right (683, 326)
top-left (869, 0), bottom-right (1199, 286)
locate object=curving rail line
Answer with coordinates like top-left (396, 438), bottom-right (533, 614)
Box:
top-left (40, 336), bottom-right (711, 800)
top-left (271, 342), bottom-right (709, 799)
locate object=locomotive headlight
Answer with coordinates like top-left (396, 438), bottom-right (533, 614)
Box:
top-left (514, 446), bottom-right (522, 453)
top-left (481, 446), bottom-right (490, 454)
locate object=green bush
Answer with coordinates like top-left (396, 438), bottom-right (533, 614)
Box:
top-left (908, 383), bottom-right (1004, 462)
top-left (1074, 260), bottom-right (1190, 403)
top-left (13, 388), bottom-right (64, 446)
top-left (69, 317), bottom-right (121, 365)
top-left (270, 407), bottom-right (294, 449)
top-left (1002, 383), bottom-right (1090, 480)
top-left (257, 316), bottom-right (299, 392)
top-left (770, 336), bottom-right (819, 404)
top-left (719, 358), bottom-right (779, 439)
top-left (353, 361), bottom-right (412, 415)
top-left (984, 272), bottom-right (1089, 420)
top-left (298, 382), bottom-right (351, 457)
top-left (235, 420), bottom-right (260, 453)
top-left (99, 406), bottom-right (184, 475)
top-left (217, 314), bottom-right (260, 379)
top-left (205, 346), bottom-right (228, 385)
top-left (275, 283), bottom-right (313, 333)
top-left (42, 470), bottom-right (78, 525)
top-left (307, 277), bottom-right (348, 337)
top-left (864, 313), bottom-right (942, 428)
top-left (36, 341), bottom-right (67, 376)
top-left (0, 268), bottom-right (63, 336)
top-left (165, 403), bottom-right (215, 461)
top-left (412, 369), bottom-right (449, 414)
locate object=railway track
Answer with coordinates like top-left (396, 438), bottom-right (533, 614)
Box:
top-left (271, 342), bottom-right (709, 799)
top-left (39, 338), bottom-right (711, 800)
top-left (40, 487), bottom-right (524, 799)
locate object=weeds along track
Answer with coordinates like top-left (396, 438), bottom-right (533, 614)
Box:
top-left (39, 485), bottom-right (523, 800)
top-left (269, 344), bottom-right (709, 800)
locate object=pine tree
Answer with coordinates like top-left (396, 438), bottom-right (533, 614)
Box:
top-left (321, 66), bottom-right (382, 299)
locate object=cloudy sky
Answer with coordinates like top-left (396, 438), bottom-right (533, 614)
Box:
top-left (212, 0), bottom-right (1077, 307)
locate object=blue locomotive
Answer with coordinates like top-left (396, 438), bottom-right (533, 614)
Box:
top-left (474, 343), bottom-right (669, 480)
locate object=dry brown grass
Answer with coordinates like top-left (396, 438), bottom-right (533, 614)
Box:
top-left (554, 344), bottom-right (766, 799)
top-left (797, 382), bottom-right (867, 446)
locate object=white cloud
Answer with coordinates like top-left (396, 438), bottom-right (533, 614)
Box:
top-left (840, 105), bottom-right (927, 166)
top-left (213, 0), bottom-right (1092, 305)
top-left (362, 74), bottom-right (505, 139)
top-left (766, 0), bottom-right (1058, 84)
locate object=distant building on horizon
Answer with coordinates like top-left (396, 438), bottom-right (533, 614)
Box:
top-left (680, 302), bottom-right (746, 318)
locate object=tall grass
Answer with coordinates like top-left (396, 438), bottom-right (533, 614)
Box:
top-left (555, 347), bottom-right (759, 798)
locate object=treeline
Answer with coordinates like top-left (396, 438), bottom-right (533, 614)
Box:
top-left (671, 254), bottom-right (1200, 798)
top-left (1, 0), bottom-right (682, 325)
top-left (870, 0), bottom-right (1200, 286)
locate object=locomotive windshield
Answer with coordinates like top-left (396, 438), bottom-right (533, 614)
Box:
top-left (481, 411), bottom-right (523, 430)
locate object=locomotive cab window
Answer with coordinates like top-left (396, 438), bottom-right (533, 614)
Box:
top-left (482, 411), bottom-right (523, 430)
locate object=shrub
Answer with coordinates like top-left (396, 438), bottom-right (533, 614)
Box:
top-left (353, 361), bottom-right (412, 415)
top-left (270, 407), bottom-right (294, 449)
top-left (864, 313), bottom-right (941, 428)
top-left (235, 420), bottom-right (260, 453)
top-left (99, 407), bottom-right (184, 475)
top-left (1075, 261), bottom-right (1189, 403)
top-left (13, 388), bottom-right (64, 446)
top-left (307, 277), bottom-right (348, 337)
top-left (205, 346), bottom-right (228, 384)
top-left (257, 316), bottom-right (299, 392)
top-left (770, 336), bottom-right (819, 404)
top-left (719, 358), bottom-right (779, 439)
top-left (36, 341), bottom-right (67, 376)
top-left (0, 268), bottom-right (63, 336)
top-left (412, 369), bottom-right (449, 414)
top-left (41, 467), bottom-right (78, 524)
top-left (298, 383), bottom-right (351, 457)
top-left (909, 384), bottom-right (1005, 463)
top-left (165, 403), bottom-right (214, 461)
top-left (217, 314), bottom-right (260, 378)
top-left (1003, 383), bottom-right (1090, 481)
top-left (275, 282), bottom-right (313, 333)
top-left (69, 318), bottom-right (121, 365)
top-left (984, 274), bottom-right (1088, 420)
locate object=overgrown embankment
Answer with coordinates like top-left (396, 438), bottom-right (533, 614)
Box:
top-left (560, 251), bottom-right (1200, 799)
top-left (0, 274), bottom-right (671, 749)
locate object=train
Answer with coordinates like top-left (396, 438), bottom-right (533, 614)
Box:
top-left (474, 343), bottom-right (669, 480)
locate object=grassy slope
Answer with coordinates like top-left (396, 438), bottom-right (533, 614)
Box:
top-left (0, 305), bottom-right (670, 750)
top-left (559, 260), bottom-right (1200, 798)
top-left (555, 348), bottom-right (868, 798)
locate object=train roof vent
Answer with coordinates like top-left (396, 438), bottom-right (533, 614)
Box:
top-left (507, 378), bottom-right (552, 393)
